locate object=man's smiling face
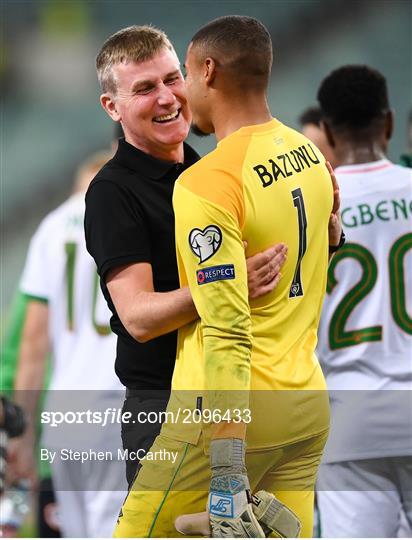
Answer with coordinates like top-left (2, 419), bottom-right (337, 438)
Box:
top-left (109, 48), bottom-right (191, 160)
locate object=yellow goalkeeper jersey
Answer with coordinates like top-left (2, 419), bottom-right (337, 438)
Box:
top-left (167, 118), bottom-right (332, 448)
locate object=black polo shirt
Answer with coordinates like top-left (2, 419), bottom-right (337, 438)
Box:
top-left (84, 138), bottom-right (200, 389)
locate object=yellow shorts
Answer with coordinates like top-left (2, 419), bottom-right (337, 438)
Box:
top-left (114, 429), bottom-right (329, 538)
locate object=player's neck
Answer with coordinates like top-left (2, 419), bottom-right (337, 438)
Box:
top-left (212, 95), bottom-right (272, 142)
top-left (335, 139), bottom-right (387, 166)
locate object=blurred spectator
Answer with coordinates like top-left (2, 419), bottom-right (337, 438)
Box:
top-left (0, 396), bottom-right (26, 494)
top-left (299, 106), bottom-right (337, 168)
top-left (1, 284), bottom-right (59, 536)
top-left (8, 151), bottom-right (127, 537)
top-left (399, 108), bottom-right (412, 168)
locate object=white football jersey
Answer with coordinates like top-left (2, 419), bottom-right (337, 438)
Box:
top-left (317, 159), bottom-right (412, 462)
top-left (20, 193), bottom-right (124, 450)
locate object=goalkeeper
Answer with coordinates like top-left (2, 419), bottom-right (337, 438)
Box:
top-left (115, 15), bottom-right (342, 538)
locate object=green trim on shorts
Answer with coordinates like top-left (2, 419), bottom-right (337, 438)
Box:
top-left (21, 293), bottom-right (49, 304)
top-left (315, 498), bottom-right (322, 538)
top-left (148, 442), bottom-right (190, 538)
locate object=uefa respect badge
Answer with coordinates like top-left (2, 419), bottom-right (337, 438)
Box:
top-left (196, 264), bottom-right (235, 285)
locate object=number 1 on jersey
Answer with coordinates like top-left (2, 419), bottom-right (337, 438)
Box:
top-left (290, 188), bottom-right (307, 298)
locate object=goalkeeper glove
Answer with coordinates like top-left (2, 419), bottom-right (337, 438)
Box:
top-left (175, 489), bottom-right (301, 537)
top-left (206, 437), bottom-right (265, 537)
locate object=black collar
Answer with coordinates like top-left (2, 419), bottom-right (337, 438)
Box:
top-left (114, 138), bottom-right (200, 180)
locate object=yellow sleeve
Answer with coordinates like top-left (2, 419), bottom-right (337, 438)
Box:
top-left (173, 170), bottom-right (252, 414)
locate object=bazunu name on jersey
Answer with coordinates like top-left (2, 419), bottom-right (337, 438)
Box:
top-left (252, 143), bottom-right (321, 187)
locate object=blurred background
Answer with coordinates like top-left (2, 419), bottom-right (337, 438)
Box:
top-left (1, 0), bottom-right (411, 318)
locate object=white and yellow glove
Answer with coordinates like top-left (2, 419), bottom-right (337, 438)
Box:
top-left (206, 437), bottom-right (265, 538)
top-left (175, 487), bottom-right (301, 538)
top-left (175, 421), bottom-right (301, 538)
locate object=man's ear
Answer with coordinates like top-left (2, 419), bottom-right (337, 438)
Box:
top-left (204, 57), bottom-right (217, 86)
top-left (100, 94), bottom-right (121, 122)
top-left (321, 120), bottom-right (336, 148)
top-left (385, 110), bottom-right (394, 141)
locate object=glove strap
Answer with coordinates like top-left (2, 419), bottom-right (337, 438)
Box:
top-left (210, 438), bottom-right (246, 470)
top-left (210, 438), bottom-right (249, 495)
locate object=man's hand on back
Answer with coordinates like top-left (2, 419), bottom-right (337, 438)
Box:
top-left (245, 243), bottom-right (287, 299)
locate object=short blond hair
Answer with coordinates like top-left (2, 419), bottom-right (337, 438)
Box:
top-left (96, 25), bottom-right (174, 94)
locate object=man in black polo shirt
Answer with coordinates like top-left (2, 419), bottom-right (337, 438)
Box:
top-left (85, 25), bottom-right (287, 486)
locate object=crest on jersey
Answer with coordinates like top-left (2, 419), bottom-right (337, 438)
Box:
top-left (189, 225), bottom-right (222, 263)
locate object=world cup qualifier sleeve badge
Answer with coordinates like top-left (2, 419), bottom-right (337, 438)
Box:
top-left (189, 225), bottom-right (236, 285)
top-left (189, 225), bottom-right (222, 264)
